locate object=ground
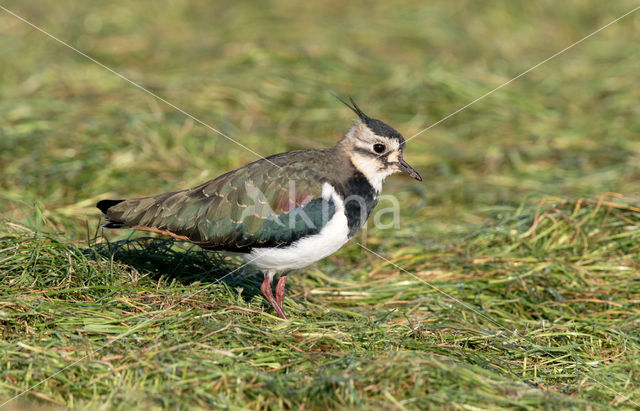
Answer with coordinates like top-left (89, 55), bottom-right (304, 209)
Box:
top-left (1, 0), bottom-right (639, 409)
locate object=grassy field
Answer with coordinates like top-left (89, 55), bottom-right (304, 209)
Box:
top-left (1, 0), bottom-right (639, 409)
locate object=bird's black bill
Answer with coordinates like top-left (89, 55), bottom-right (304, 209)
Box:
top-left (398, 159), bottom-right (422, 181)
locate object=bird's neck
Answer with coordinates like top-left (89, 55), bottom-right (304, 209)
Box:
top-left (338, 161), bottom-right (381, 238)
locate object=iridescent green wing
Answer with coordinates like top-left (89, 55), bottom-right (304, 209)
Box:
top-left (105, 150), bottom-right (337, 251)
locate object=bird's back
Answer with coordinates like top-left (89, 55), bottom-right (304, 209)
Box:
top-left (98, 148), bottom-right (357, 252)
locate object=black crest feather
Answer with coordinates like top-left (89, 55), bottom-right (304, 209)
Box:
top-left (331, 92), bottom-right (405, 143)
top-left (330, 92), bottom-right (368, 121)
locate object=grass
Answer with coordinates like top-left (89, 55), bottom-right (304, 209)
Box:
top-left (1, 0), bottom-right (639, 409)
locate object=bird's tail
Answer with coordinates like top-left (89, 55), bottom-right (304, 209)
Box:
top-left (96, 192), bottom-right (179, 230)
top-left (96, 193), bottom-right (197, 242)
top-left (96, 199), bottom-right (126, 228)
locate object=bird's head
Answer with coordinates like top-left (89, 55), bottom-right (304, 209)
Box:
top-left (334, 96), bottom-right (422, 191)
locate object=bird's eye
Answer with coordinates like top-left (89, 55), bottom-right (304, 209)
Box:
top-left (373, 143), bottom-right (386, 154)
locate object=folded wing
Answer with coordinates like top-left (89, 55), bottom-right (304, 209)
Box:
top-left (99, 151), bottom-right (336, 252)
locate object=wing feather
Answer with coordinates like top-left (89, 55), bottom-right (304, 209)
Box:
top-left (103, 150), bottom-right (337, 252)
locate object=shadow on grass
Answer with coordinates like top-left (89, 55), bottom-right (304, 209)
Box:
top-left (87, 236), bottom-right (265, 302)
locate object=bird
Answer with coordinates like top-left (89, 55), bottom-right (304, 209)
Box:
top-left (96, 97), bottom-right (422, 319)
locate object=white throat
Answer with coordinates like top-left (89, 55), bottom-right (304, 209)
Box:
top-left (349, 153), bottom-right (396, 192)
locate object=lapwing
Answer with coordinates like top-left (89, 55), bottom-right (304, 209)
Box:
top-left (97, 97), bottom-right (422, 319)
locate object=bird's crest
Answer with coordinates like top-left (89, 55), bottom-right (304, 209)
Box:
top-left (331, 92), bottom-right (405, 143)
top-left (331, 92), bottom-right (369, 121)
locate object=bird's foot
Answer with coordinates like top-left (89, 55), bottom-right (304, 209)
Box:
top-left (260, 274), bottom-right (287, 319)
top-left (275, 274), bottom-right (287, 311)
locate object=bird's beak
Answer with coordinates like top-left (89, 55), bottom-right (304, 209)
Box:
top-left (397, 158), bottom-right (422, 181)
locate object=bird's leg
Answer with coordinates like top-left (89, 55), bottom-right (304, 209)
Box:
top-left (260, 271), bottom-right (287, 319)
top-left (275, 274), bottom-right (288, 310)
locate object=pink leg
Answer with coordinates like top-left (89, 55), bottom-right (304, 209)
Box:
top-left (275, 275), bottom-right (288, 310)
top-left (260, 273), bottom-right (287, 319)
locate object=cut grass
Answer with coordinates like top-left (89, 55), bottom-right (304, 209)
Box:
top-left (1, 0), bottom-right (640, 408)
top-left (1, 198), bottom-right (638, 408)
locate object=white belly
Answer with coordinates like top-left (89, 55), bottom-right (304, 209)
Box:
top-left (248, 183), bottom-right (349, 272)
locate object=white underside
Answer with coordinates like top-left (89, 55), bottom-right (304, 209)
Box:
top-left (248, 183), bottom-right (349, 272)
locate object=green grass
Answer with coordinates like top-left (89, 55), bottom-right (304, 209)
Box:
top-left (1, 0), bottom-right (639, 409)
